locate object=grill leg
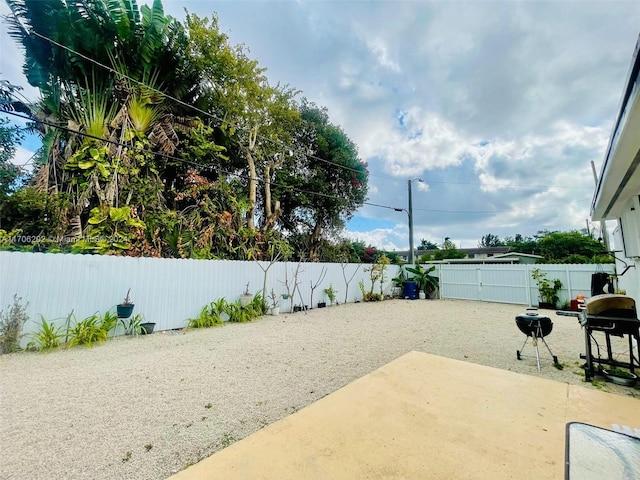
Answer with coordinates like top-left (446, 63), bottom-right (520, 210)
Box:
top-left (517, 336), bottom-right (530, 360)
top-left (533, 336), bottom-right (541, 371)
top-left (539, 336), bottom-right (558, 364)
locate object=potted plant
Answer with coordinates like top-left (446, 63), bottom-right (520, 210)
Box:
top-left (139, 319), bottom-right (156, 335)
top-left (239, 283), bottom-right (253, 307)
top-left (391, 270), bottom-right (406, 298)
top-left (531, 268), bottom-right (563, 309)
top-left (323, 284), bottom-right (337, 306)
top-left (268, 289), bottom-right (280, 316)
top-left (117, 289), bottom-right (135, 318)
top-left (120, 313), bottom-right (143, 336)
top-left (600, 366), bottom-right (638, 387)
top-left (405, 265), bottom-right (439, 299)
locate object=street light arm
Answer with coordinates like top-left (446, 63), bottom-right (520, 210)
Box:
top-left (394, 207), bottom-right (409, 217)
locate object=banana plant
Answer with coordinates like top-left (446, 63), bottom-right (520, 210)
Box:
top-left (405, 265), bottom-right (439, 295)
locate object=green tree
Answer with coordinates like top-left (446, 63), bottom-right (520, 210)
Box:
top-left (277, 100), bottom-right (368, 260)
top-left (433, 237), bottom-right (466, 260)
top-left (536, 231), bottom-right (607, 262)
top-left (186, 12), bottom-right (281, 231)
top-left (0, 118), bottom-right (25, 199)
top-left (5, 0), bottom-right (204, 253)
top-left (478, 233), bottom-right (505, 247)
top-left (419, 239), bottom-right (439, 250)
top-left (504, 234), bottom-right (538, 255)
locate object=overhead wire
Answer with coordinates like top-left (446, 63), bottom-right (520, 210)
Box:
top-left (3, 109), bottom-right (585, 215)
top-left (22, 28), bottom-right (585, 192)
top-left (5, 15), bottom-right (590, 215)
top-left (2, 109), bottom-right (392, 208)
top-left (25, 28), bottom-right (387, 180)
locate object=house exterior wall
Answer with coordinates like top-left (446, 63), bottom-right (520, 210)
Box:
top-left (612, 222), bottom-right (640, 302)
top-left (617, 195), bottom-right (640, 259)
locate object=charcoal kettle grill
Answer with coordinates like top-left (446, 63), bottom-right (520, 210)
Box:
top-left (515, 308), bottom-right (559, 371)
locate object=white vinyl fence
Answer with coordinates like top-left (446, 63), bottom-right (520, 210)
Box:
top-left (0, 251), bottom-right (615, 339)
top-left (0, 251), bottom-right (395, 337)
top-left (436, 263), bottom-right (615, 305)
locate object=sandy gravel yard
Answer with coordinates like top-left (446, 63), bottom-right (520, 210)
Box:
top-left (1, 299), bottom-right (638, 479)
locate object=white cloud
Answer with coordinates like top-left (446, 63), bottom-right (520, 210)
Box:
top-left (11, 145), bottom-right (36, 172)
top-left (1, 0), bottom-right (638, 251)
top-left (366, 38), bottom-right (401, 73)
top-left (362, 108), bottom-right (474, 176)
top-left (344, 226), bottom-right (406, 252)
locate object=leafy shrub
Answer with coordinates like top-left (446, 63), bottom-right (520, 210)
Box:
top-left (226, 300), bottom-right (262, 323)
top-left (27, 315), bottom-right (64, 351)
top-left (531, 268), bottom-right (563, 306)
top-left (0, 295), bottom-right (29, 353)
top-left (188, 298), bottom-right (229, 328)
top-left (67, 312), bottom-right (116, 348)
top-left (248, 293), bottom-right (267, 316)
top-left (358, 280), bottom-right (383, 302)
top-left (120, 313), bottom-right (143, 335)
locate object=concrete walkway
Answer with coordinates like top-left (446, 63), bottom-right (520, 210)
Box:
top-left (169, 352), bottom-right (640, 480)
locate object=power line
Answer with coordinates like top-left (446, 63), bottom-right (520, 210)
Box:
top-left (23, 28), bottom-right (389, 180)
top-left (6, 16), bottom-right (595, 198)
top-left (3, 109), bottom-right (397, 211)
top-left (412, 205), bottom-right (587, 214)
top-left (12, 27), bottom-right (590, 192)
top-left (423, 179), bottom-right (592, 190)
top-left (4, 110), bottom-right (589, 216)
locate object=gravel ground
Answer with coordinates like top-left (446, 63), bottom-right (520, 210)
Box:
top-left (1, 299), bottom-right (638, 480)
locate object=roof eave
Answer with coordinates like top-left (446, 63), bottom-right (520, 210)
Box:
top-left (592, 34), bottom-right (640, 221)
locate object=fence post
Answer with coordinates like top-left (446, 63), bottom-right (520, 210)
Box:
top-left (525, 264), bottom-right (532, 306)
top-left (565, 264), bottom-right (573, 301)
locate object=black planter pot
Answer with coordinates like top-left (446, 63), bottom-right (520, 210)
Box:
top-left (117, 304), bottom-right (135, 318)
top-left (600, 367), bottom-right (638, 387)
top-left (140, 322), bottom-right (156, 335)
top-left (318, 302), bottom-right (327, 308)
top-left (538, 302), bottom-right (556, 310)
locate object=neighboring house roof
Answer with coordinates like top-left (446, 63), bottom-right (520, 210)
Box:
top-left (493, 252), bottom-right (543, 259)
top-left (396, 246), bottom-right (511, 258)
top-left (592, 34), bottom-right (640, 221)
top-left (459, 247), bottom-right (510, 255)
top-left (425, 257), bottom-right (518, 264)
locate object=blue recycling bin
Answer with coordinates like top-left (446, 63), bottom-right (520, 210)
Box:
top-left (403, 281), bottom-right (418, 300)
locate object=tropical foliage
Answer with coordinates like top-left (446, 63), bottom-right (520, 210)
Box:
top-left (1, 0), bottom-right (369, 261)
top-left (417, 231), bottom-right (611, 264)
top-left (483, 230), bottom-right (611, 263)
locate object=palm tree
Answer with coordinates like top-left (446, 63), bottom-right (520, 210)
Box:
top-left (5, 0), bottom-right (200, 251)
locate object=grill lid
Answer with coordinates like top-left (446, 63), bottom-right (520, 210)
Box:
top-left (584, 294), bottom-right (636, 316)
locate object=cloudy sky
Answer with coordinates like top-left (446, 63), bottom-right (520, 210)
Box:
top-left (2, 1), bottom-right (640, 250)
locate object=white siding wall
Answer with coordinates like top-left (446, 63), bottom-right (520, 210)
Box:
top-left (613, 223), bottom-right (640, 304)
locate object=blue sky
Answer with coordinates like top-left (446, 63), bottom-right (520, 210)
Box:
top-left (2, 0), bottom-right (640, 249)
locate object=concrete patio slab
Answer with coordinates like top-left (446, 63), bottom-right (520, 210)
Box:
top-left (169, 352), bottom-right (640, 480)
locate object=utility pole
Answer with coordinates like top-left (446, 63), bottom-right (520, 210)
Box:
top-left (408, 179), bottom-right (414, 265)
top-left (407, 178), bottom-right (423, 265)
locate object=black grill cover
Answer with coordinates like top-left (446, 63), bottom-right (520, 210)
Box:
top-left (515, 311), bottom-right (553, 337)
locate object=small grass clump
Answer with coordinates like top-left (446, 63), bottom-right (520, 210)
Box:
top-left (0, 295), bottom-right (29, 354)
